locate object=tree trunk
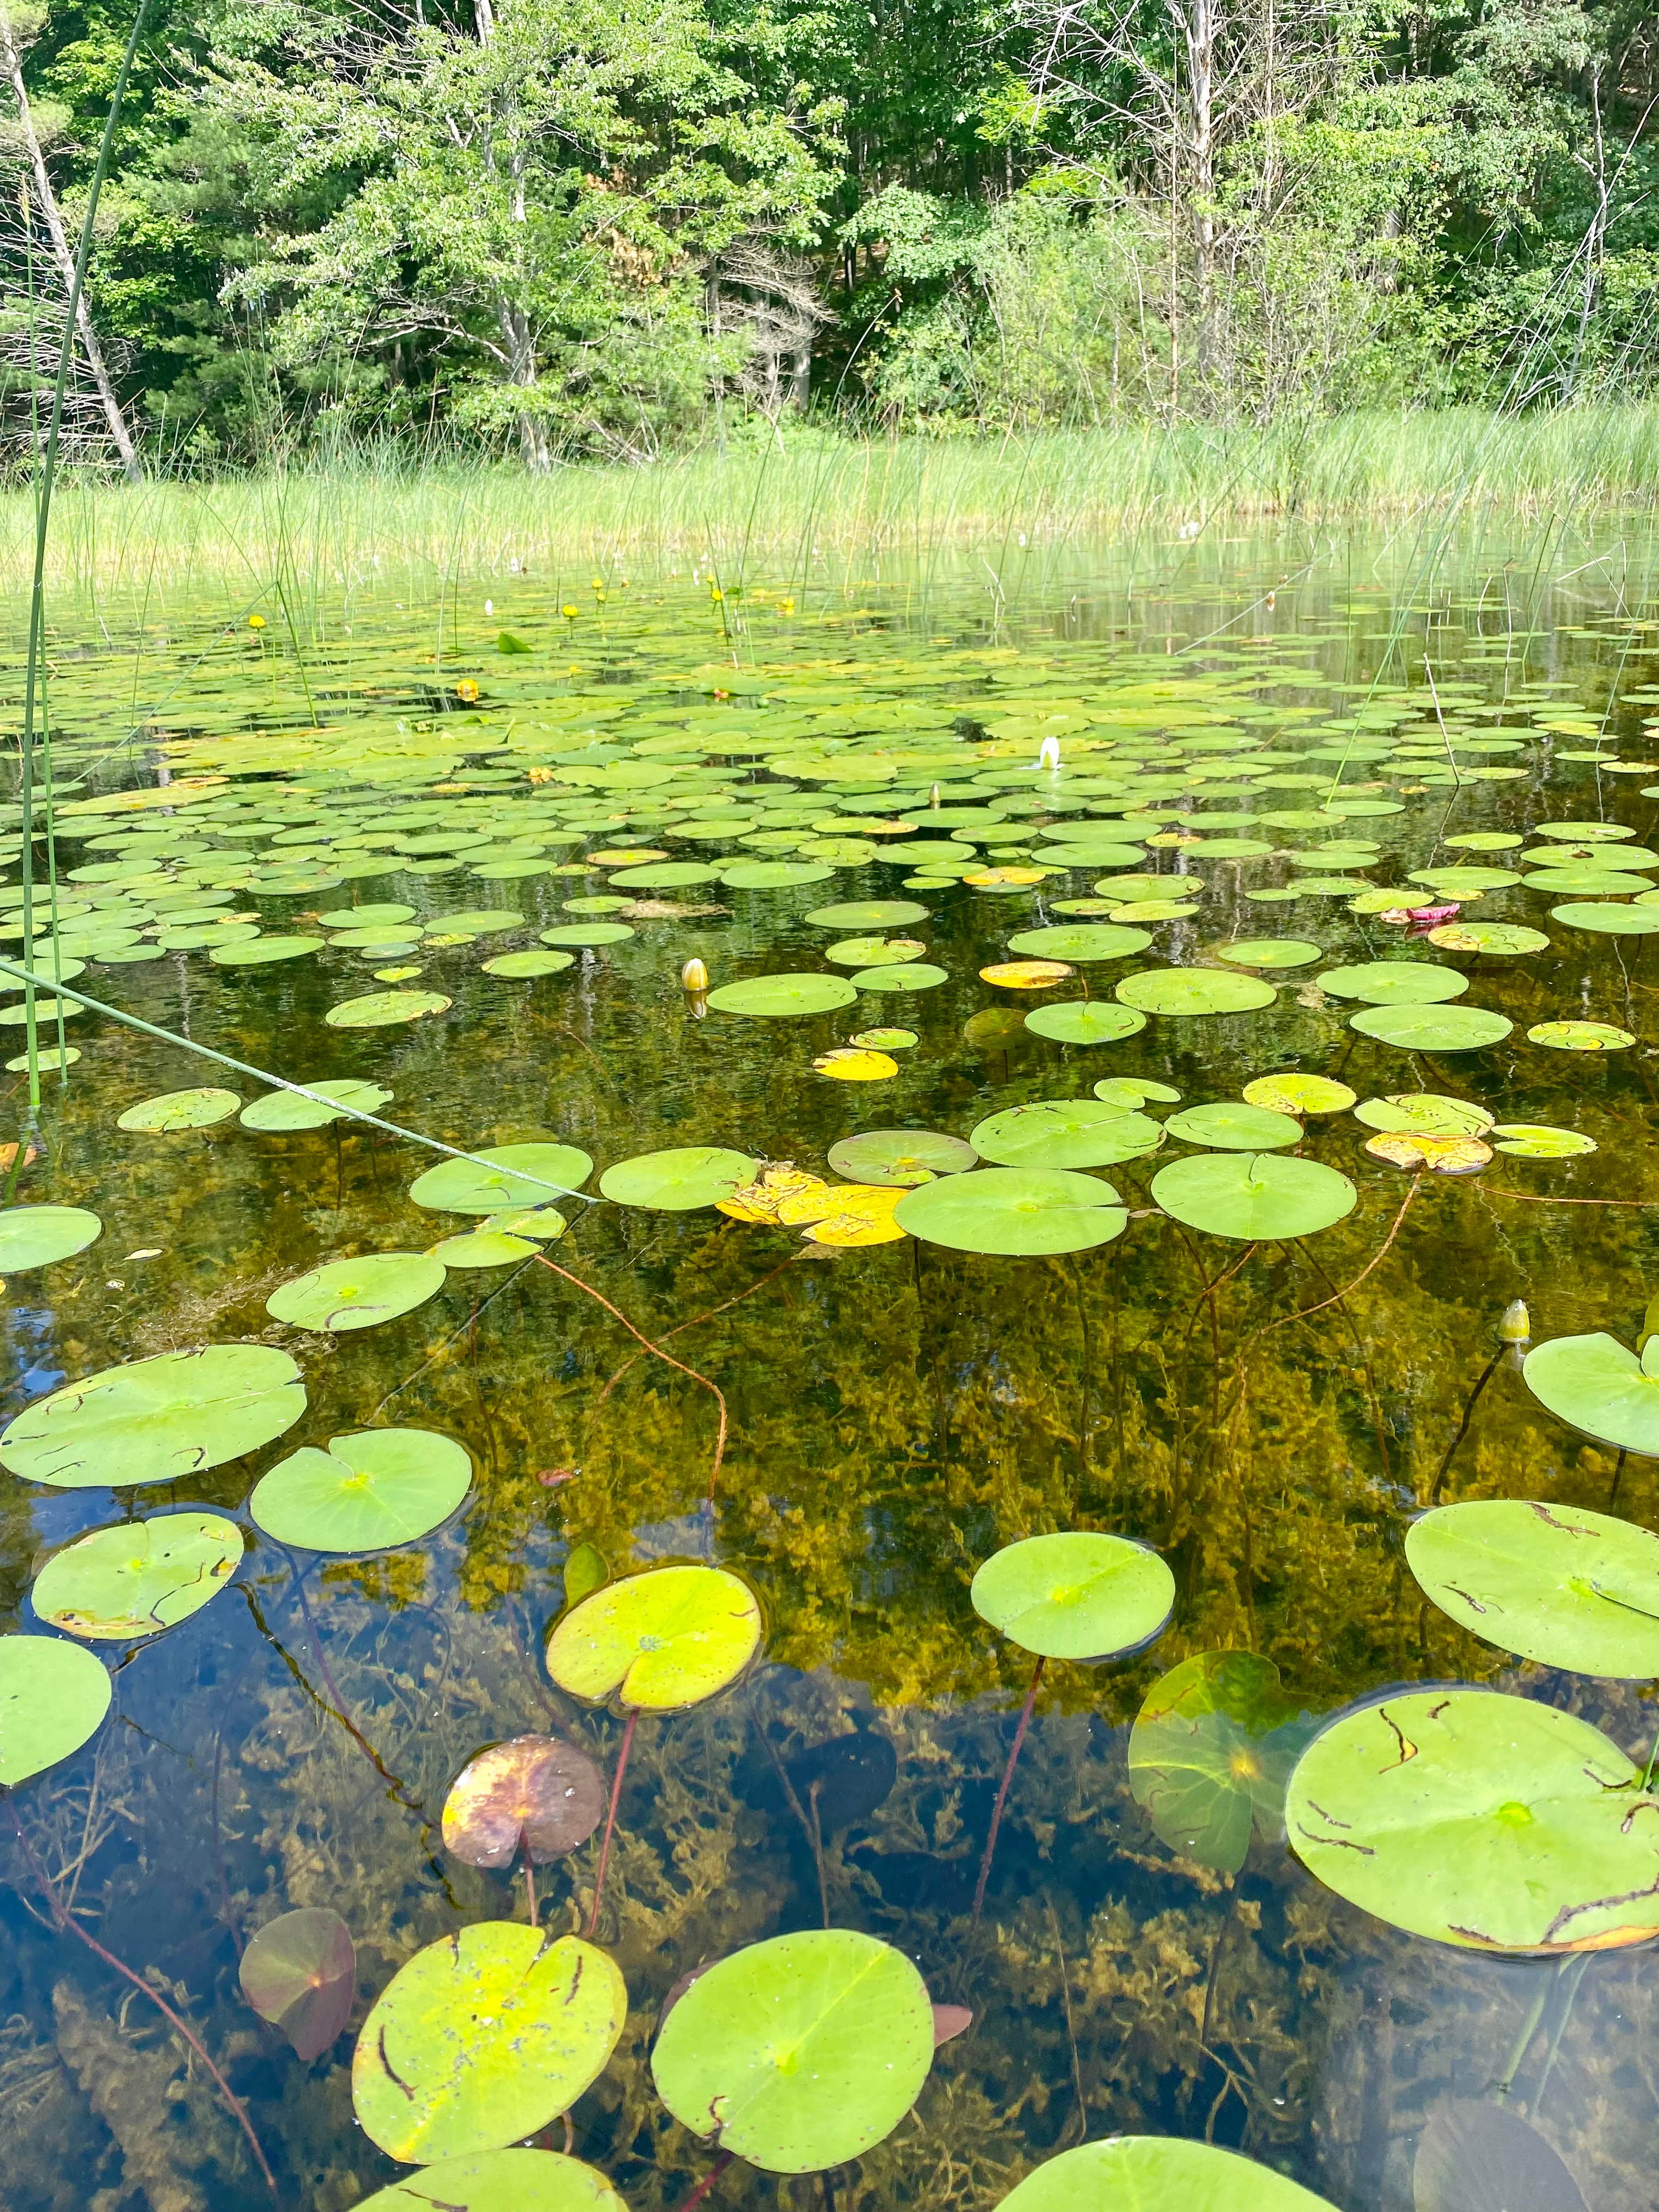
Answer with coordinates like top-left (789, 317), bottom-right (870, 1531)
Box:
top-left (1, 19), bottom-right (142, 480)
top-left (1184, 0), bottom-right (1217, 383)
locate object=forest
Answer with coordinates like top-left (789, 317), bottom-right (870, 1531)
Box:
top-left (0, 0), bottom-right (1654, 471)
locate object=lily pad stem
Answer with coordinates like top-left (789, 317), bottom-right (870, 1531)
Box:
top-left (587, 1706), bottom-right (639, 1938)
top-left (521, 1828), bottom-right (538, 1928)
top-left (1492, 1973), bottom-right (1552, 2101)
top-left (972, 1655), bottom-right (1045, 1920)
top-left (1427, 1346), bottom-right (1504, 1504)
top-left (676, 2151), bottom-right (735, 2209)
top-left (6, 1797), bottom-right (278, 2197)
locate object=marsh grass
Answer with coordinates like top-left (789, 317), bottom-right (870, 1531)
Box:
top-left (5, 406), bottom-right (1659, 599)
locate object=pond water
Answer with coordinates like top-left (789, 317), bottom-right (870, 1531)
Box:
top-left (4, 518), bottom-right (1659, 2212)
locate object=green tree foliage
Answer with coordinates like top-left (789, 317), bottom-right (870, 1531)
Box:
top-left (0, 0), bottom-right (1653, 462)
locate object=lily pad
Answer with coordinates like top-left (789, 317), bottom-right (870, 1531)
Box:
top-left (0, 1633), bottom-right (112, 1784)
top-left (650, 1928), bottom-right (933, 2174)
top-left (804, 901), bottom-right (928, 928)
top-left (707, 974), bottom-right (857, 1017)
top-left (0, 1346), bottom-right (306, 1488)
top-left (1549, 901), bottom-right (1659, 936)
top-left (851, 1027), bottom-right (918, 1050)
top-left (1406, 1499), bottom-right (1659, 1675)
top-left (970, 1099), bottom-right (1163, 1169)
top-left (1024, 1002), bottom-right (1148, 1045)
top-left (430, 1227), bottom-right (542, 1266)
top-left (1164, 1103), bottom-right (1301, 1151)
top-left (597, 1146), bottom-right (759, 1210)
top-left (410, 1144), bottom-right (593, 1214)
top-left (1006, 924), bottom-right (1150, 961)
top-left (1348, 1005), bottom-right (1513, 1051)
top-left (851, 962), bottom-right (948, 993)
top-left (1152, 1152), bottom-right (1356, 1240)
top-left (1116, 969), bottom-right (1276, 1016)
top-left (971, 1531), bottom-right (1173, 1662)
top-left (352, 1926), bottom-right (627, 2163)
top-left (241, 1080), bottom-right (393, 1132)
top-left (1527, 1019), bottom-right (1634, 1051)
top-left (326, 990), bottom-right (452, 1029)
top-left (240, 1908), bottom-right (357, 2062)
top-left (538, 924), bottom-right (634, 947)
top-left (483, 950), bottom-right (574, 977)
top-left (1524, 1331), bottom-right (1659, 1455)
top-left (1286, 1688), bottom-right (1659, 1953)
top-left (117, 1087), bottom-right (241, 1132)
top-left (1365, 1131), bottom-right (1491, 1174)
top-left (980, 959), bottom-right (1075, 990)
top-left (33, 1511), bottom-right (242, 1639)
top-left (1489, 1122), bottom-right (1596, 1158)
top-left (1128, 1651), bottom-right (1317, 1874)
top-left (268, 1252), bottom-right (446, 1333)
top-left (1318, 963), bottom-right (1468, 1006)
top-left (718, 859), bottom-right (833, 888)
top-left (354, 2151), bottom-right (627, 2212)
top-left (1241, 1074), bottom-right (1355, 1117)
top-left (997, 2138), bottom-right (1339, 2209)
top-left (545, 1564), bottom-right (762, 1711)
top-left (826, 1130), bottom-right (977, 1184)
top-left (893, 1168), bottom-right (1126, 1255)
top-left (1094, 1077), bottom-right (1180, 1106)
top-left (208, 935), bottom-right (325, 966)
top-left (1426, 923), bottom-right (1550, 955)
top-left (1353, 1092), bottom-right (1493, 1137)
top-left (0, 1205), bottom-right (101, 1269)
top-left (1414, 2101), bottom-right (1588, 2212)
top-left (251, 1427), bottom-right (471, 1551)
top-left (1216, 939), bottom-right (1323, 970)
top-left (442, 1735), bottom-right (606, 1866)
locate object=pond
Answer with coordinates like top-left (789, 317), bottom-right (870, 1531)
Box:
top-left (3, 517), bottom-right (1659, 2212)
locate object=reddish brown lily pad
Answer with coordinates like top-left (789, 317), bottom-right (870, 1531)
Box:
top-left (441, 1734), bottom-right (606, 1868)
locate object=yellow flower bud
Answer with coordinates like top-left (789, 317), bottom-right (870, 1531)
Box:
top-left (681, 957), bottom-right (710, 992)
top-left (1498, 1299), bottom-right (1530, 1345)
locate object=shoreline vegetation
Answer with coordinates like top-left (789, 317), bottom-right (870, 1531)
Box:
top-left (4, 409), bottom-right (1659, 597)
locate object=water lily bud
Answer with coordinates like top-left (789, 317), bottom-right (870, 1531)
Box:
top-left (681, 957), bottom-right (709, 993)
top-left (1036, 735), bottom-right (1062, 772)
top-left (1498, 1299), bottom-right (1530, 1346)
top-left (929, 784), bottom-right (941, 809)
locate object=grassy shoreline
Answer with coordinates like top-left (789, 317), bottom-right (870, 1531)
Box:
top-left (4, 407), bottom-right (1658, 597)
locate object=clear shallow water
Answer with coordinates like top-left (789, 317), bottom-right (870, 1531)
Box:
top-left (3, 523), bottom-right (1659, 2210)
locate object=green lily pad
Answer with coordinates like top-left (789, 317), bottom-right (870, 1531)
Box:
top-left (240, 1080), bottom-right (393, 1132)
top-left (1286, 1689), bottom-right (1659, 1953)
top-left (826, 1130), bottom-right (977, 1184)
top-left (1353, 1092), bottom-right (1494, 1137)
top-left (1348, 1005), bottom-right (1513, 1051)
top-left (970, 1099), bottom-right (1163, 1169)
top-left (208, 935), bottom-right (325, 966)
top-left (1525, 1331), bottom-right (1659, 1454)
top-left (33, 1511), bottom-right (242, 1639)
top-left (545, 1562), bottom-right (762, 1711)
top-left (718, 859), bottom-right (833, 888)
top-left (352, 1926), bottom-right (627, 2163)
top-left (851, 962), bottom-right (948, 993)
top-left (1407, 1499), bottom-right (1659, 1675)
top-left (597, 1146), bottom-right (759, 1210)
top-left (971, 1531), bottom-right (1173, 1661)
top-left (410, 1144), bottom-right (593, 1214)
top-left (1215, 939), bottom-right (1322, 970)
top-left (1151, 1153), bottom-right (1357, 1240)
top-left (354, 2152), bottom-right (626, 2212)
top-left (1094, 1077), bottom-right (1180, 1107)
top-left (804, 901), bottom-right (928, 928)
top-left (1527, 1019), bottom-right (1634, 1051)
top-left (651, 1927), bottom-right (934, 2174)
top-left (428, 910), bottom-right (526, 934)
top-left (1548, 902), bottom-right (1659, 936)
top-left (996, 2137), bottom-right (1339, 2209)
top-left (483, 950), bottom-right (575, 978)
top-left (1318, 963), bottom-right (1467, 1006)
top-left (1425, 923), bottom-right (1550, 955)
top-left (316, 903), bottom-right (416, 928)
top-left (251, 1427), bottom-right (472, 1552)
top-left (239, 1907), bottom-right (357, 2063)
top-left (850, 1027), bottom-right (918, 1050)
top-left (429, 1227), bottom-right (541, 1267)
top-left (0, 1634), bottom-right (111, 1784)
top-left (0, 1346), bottom-right (306, 1488)
top-left (1164, 1103), bottom-right (1302, 1151)
top-left (1024, 1002), bottom-right (1148, 1045)
top-left (538, 924), bottom-right (634, 947)
top-left (825, 936), bottom-right (926, 968)
top-left (707, 974), bottom-right (857, 1017)
top-left (609, 862), bottom-right (719, 889)
top-left (1128, 1651), bottom-right (1317, 1874)
top-left (1006, 924), bottom-right (1150, 961)
top-left (267, 1252), bottom-right (447, 1332)
top-left (1239, 1074), bottom-right (1355, 1117)
top-left (117, 1087), bottom-right (241, 1132)
top-left (1537, 820), bottom-right (1633, 840)
top-left (1116, 969), bottom-right (1276, 1016)
top-left (326, 990), bottom-right (452, 1029)
top-left (1491, 1122), bottom-right (1596, 1158)
top-left (0, 1205), bottom-right (101, 1269)
top-left (893, 1168), bottom-right (1127, 1255)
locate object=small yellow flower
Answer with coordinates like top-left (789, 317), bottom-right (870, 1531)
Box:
top-left (561, 603), bottom-right (579, 619)
top-left (247, 614), bottom-right (266, 630)
top-left (710, 585), bottom-right (723, 600)
top-left (780, 597), bottom-right (795, 614)
top-left (454, 679), bottom-right (480, 703)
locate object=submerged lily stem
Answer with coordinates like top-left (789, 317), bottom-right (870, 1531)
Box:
top-left (6, 1799), bottom-right (278, 2197)
top-left (1427, 1346), bottom-right (1505, 1504)
top-left (521, 1830), bottom-right (538, 1928)
top-left (586, 1706), bottom-right (639, 1939)
top-left (972, 1655), bottom-right (1044, 1921)
top-left (676, 2151), bottom-right (735, 2209)
top-left (1492, 1972), bottom-right (1553, 2101)
top-left (1610, 1447), bottom-right (1627, 1512)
